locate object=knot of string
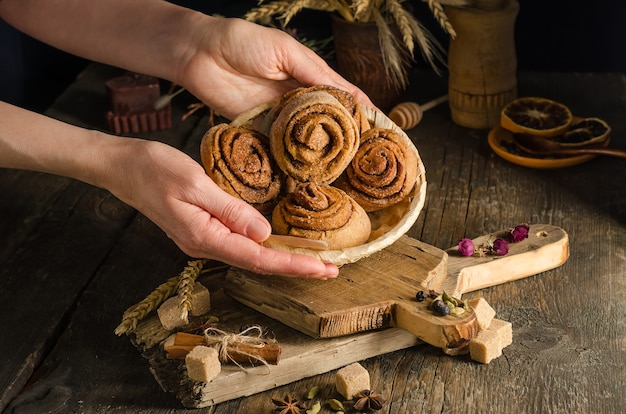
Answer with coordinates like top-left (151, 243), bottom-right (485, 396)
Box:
top-left (203, 325), bottom-right (272, 372)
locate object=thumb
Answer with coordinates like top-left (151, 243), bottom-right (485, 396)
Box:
top-left (207, 189), bottom-right (272, 243)
top-left (287, 45), bottom-right (375, 108)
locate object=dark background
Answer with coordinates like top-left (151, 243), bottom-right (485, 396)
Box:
top-left (1, 0), bottom-right (624, 113)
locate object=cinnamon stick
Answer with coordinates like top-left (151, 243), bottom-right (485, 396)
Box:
top-left (164, 332), bottom-right (281, 365)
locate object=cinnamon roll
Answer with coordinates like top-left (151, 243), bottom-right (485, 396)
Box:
top-left (272, 85), bottom-right (370, 134)
top-left (335, 127), bottom-right (418, 212)
top-left (271, 182), bottom-right (371, 250)
top-left (200, 123), bottom-right (283, 214)
top-left (270, 90), bottom-right (360, 184)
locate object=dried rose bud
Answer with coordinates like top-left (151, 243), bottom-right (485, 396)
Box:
top-left (508, 224), bottom-right (530, 243)
top-left (457, 238), bottom-right (475, 257)
top-left (492, 238), bottom-right (509, 256)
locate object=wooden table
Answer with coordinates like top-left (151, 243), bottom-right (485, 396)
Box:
top-left (1, 64), bottom-right (624, 413)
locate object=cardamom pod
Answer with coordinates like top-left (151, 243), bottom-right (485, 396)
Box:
top-left (328, 398), bottom-right (345, 411)
top-left (307, 385), bottom-right (320, 399)
top-left (306, 401), bottom-right (321, 414)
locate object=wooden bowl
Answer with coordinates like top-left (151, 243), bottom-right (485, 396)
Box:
top-left (230, 102), bottom-right (427, 266)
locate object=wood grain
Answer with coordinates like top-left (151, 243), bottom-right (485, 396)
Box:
top-left (441, 223), bottom-right (569, 297)
top-left (226, 236), bottom-right (447, 339)
top-left (1, 65), bottom-right (625, 413)
top-left (226, 225), bottom-right (568, 348)
top-left (129, 287), bottom-right (422, 408)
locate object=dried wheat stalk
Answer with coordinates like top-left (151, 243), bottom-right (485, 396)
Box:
top-left (244, 1), bottom-right (292, 25)
top-left (115, 259), bottom-right (218, 336)
top-left (427, 0), bottom-right (457, 38)
top-left (244, 0), bottom-right (462, 87)
top-left (371, 8), bottom-right (406, 89)
top-left (114, 275), bottom-right (180, 336)
top-left (176, 259), bottom-right (206, 322)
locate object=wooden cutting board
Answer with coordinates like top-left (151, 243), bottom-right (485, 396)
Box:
top-left (226, 224), bottom-right (569, 349)
top-left (131, 224), bottom-right (568, 408)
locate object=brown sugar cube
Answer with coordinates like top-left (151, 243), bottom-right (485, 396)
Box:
top-left (469, 318), bottom-right (513, 364)
top-left (157, 283), bottom-right (212, 330)
top-left (336, 362), bottom-right (370, 400)
top-left (189, 282), bottom-right (211, 317)
top-left (469, 329), bottom-right (502, 364)
top-left (185, 345), bottom-right (221, 383)
top-left (467, 297), bottom-right (496, 331)
top-left (157, 296), bottom-right (188, 330)
top-left (488, 318), bottom-right (513, 347)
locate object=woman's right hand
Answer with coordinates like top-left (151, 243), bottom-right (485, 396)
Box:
top-left (104, 138), bottom-right (339, 279)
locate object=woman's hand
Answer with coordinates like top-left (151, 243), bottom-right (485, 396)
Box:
top-left (0, 1), bottom-right (372, 118)
top-left (106, 138), bottom-right (339, 279)
top-left (0, 1), bottom-right (368, 279)
top-left (178, 17), bottom-right (373, 120)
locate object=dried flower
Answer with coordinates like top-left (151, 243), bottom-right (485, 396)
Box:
top-left (458, 223), bottom-right (528, 260)
top-left (272, 394), bottom-right (306, 414)
top-left (457, 238), bottom-right (475, 256)
top-left (353, 390), bottom-right (387, 411)
top-left (508, 224), bottom-right (530, 243)
top-left (491, 238), bottom-right (509, 256)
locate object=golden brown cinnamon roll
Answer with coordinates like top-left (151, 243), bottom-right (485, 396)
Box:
top-left (272, 182), bottom-right (371, 250)
top-left (335, 127), bottom-right (418, 212)
top-left (270, 90), bottom-right (360, 185)
top-left (200, 123), bottom-right (283, 214)
top-left (272, 85), bottom-right (370, 134)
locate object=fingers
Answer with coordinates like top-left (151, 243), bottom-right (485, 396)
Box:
top-left (186, 182), bottom-right (338, 279)
top-left (166, 196), bottom-right (338, 279)
top-left (193, 186), bottom-right (268, 244)
top-left (286, 40), bottom-right (376, 108)
top-left (211, 231), bottom-right (339, 279)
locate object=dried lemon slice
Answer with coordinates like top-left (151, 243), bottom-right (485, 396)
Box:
top-left (501, 97), bottom-right (573, 138)
top-left (552, 117), bottom-right (611, 147)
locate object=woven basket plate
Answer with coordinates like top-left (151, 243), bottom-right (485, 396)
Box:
top-left (230, 102), bottom-right (427, 266)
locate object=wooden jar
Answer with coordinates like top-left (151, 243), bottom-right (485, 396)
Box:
top-left (446, 0), bottom-right (520, 129)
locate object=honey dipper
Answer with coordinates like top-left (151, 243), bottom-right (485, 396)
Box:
top-left (388, 95), bottom-right (449, 130)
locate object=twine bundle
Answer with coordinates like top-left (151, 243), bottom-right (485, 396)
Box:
top-left (203, 325), bottom-right (274, 371)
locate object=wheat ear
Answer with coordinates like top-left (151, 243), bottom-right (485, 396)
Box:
top-left (114, 275), bottom-right (179, 336)
top-left (244, 1), bottom-right (292, 24)
top-left (428, 0), bottom-right (457, 38)
top-left (372, 8), bottom-right (408, 90)
top-left (385, 0), bottom-right (418, 57)
top-left (176, 259), bottom-right (206, 322)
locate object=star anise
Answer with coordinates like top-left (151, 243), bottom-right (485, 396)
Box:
top-left (271, 394), bottom-right (306, 414)
top-left (353, 389), bottom-right (387, 412)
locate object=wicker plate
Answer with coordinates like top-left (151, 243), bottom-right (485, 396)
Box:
top-left (230, 102), bottom-right (427, 266)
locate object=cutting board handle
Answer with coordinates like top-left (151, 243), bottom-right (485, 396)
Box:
top-left (440, 224), bottom-right (569, 297)
top-left (394, 298), bottom-right (477, 350)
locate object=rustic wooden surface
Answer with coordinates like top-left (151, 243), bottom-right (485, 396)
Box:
top-left (1, 63), bottom-right (625, 413)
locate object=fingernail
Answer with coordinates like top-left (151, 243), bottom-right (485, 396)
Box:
top-left (246, 217), bottom-right (270, 242)
top-left (322, 263), bottom-right (339, 279)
